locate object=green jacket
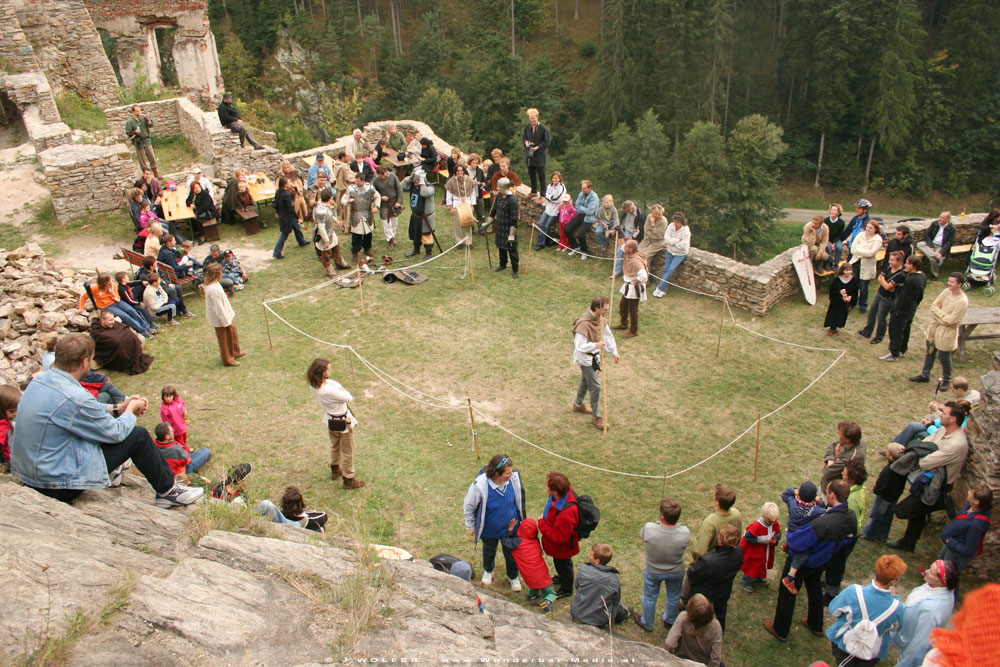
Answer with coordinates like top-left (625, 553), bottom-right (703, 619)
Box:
top-left (125, 116), bottom-right (153, 146)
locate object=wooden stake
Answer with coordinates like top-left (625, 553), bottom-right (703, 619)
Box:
top-left (467, 398), bottom-right (481, 462)
top-left (263, 304), bottom-right (274, 351)
top-left (715, 297), bottom-right (728, 357)
top-left (754, 412), bottom-right (762, 481)
top-left (599, 310), bottom-right (609, 437)
top-left (484, 230), bottom-right (493, 269)
top-left (467, 243), bottom-right (475, 282)
top-left (661, 470), bottom-right (668, 497)
top-left (525, 223), bottom-right (535, 269)
top-left (357, 267), bottom-right (366, 315)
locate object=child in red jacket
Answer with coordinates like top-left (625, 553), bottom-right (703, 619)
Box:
top-left (154, 422), bottom-right (210, 479)
top-left (740, 501), bottom-right (781, 593)
top-left (502, 518), bottom-right (558, 615)
top-left (0, 384), bottom-right (20, 466)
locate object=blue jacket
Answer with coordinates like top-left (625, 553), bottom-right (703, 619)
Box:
top-left (786, 502), bottom-right (856, 568)
top-left (940, 504), bottom-right (991, 557)
top-left (574, 190), bottom-right (599, 223)
top-left (307, 162), bottom-right (333, 188)
top-left (843, 213), bottom-right (869, 246)
top-left (827, 583), bottom-right (904, 660)
top-left (781, 487), bottom-right (827, 533)
top-left (11, 368), bottom-right (137, 489)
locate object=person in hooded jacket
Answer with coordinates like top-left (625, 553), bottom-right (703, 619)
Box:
top-left (463, 454), bottom-right (526, 591)
top-left (501, 517), bottom-right (558, 615)
top-left (538, 471), bottom-right (581, 599)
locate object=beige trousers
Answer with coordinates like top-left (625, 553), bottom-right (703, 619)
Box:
top-left (328, 428), bottom-right (356, 478)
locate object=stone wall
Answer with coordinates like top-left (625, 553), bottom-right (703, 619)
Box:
top-left (83, 0), bottom-right (223, 106)
top-left (9, 0), bottom-right (119, 107)
top-left (2, 73), bottom-right (72, 152)
top-left (964, 370), bottom-right (1000, 579)
top-left (39, 142), bottom-right (134, 221)
top-left (104, 98), bottom-right (182, 140)
top-left (285, 119), bottom-right (458, 172)
top-left (0, 0), bottom-right (39, 73)
top-left (0, 243), bottom-right (95, 387)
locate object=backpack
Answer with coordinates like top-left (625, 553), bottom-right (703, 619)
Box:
top-left (838, 585), bottom-right (899, 661)
top-left (567, 495), bottom-right (601, 539)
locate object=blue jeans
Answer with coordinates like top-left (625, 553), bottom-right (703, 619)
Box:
top-left (863, 495), bottom-right (896, 541)
top-left (536, 213), bottom-right (558, 249)
top-left (857, 278), bottom-right (871, 311)
top-left (614, 246), bottom-right (624, 276)
top-left (742, 573), bottom-right (767, 587)
top-left (938, 544), bottom-right (973, 572)
top-left (832, 241), bottom-right (844, 267)
top-left (595, 224), bottom-right (613, 249)
top-left (894, 421), bottom-right (928, 445)
top-left (154, 304), bottom-right (177, 321)
top-left (480, 536), bottom-right (519, 579)
top-left (186, 447), bottom-right (211, 473)
top-left (273, 223), bottom-right (306, 257)
top-left (107, 302), bottom-right (150, 334)
top-left (640, 567), bottom-right (684, 629)
top-left (657, 251), bottom-right (686, 292)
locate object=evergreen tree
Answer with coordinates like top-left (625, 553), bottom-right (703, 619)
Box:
top-left (725, 114), bottom-right (788, 259)
top-left (413, 87), bottom-right (475, 147)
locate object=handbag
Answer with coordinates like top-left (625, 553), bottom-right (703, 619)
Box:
top-left (327, 413), bottom-right (349, 432)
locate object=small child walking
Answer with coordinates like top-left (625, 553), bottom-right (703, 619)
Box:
top-left (501, 518), bottom-right (558, 615)
top-left (740, 501), bottom-right (782, 593)
top-left (160, 385), bottom-right (189, 448)
top-left (780, 481), bottom-right (827, 594)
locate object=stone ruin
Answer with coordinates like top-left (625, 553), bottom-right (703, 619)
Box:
top-left (0, 242), bottom-right (96, 387)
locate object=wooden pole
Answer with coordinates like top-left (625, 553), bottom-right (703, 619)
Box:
top-left (484, 229), bottom-right (493, 269)
top-left (467, 243), bottom-right (475, 282)
top-left (467, 398), bottom-right (481, 462)
top-left (599, 310), bottom-right (609, 437)
top-left (357, 266), bottom-right (366, 315)
top-left (661, 470), bottom-right (667, 497)
top-left (263, 304), bottom-right (274, 351)
top-left (715, 297), bottom-right (728, 357)
top-left (754, 412), bottom-right (762, 481)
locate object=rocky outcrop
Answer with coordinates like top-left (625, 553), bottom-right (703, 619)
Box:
top-left (0, 242), bottom-right (95, 387)
top-left (964, 370), bottom-right (1000, 579)
top-left (0, 478), bottom-right (692, 666)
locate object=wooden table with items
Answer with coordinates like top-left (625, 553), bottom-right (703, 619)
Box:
top-left (957, 306), bottom-right (1000, 362)
top-left (382, 148), bottom-right (413, 180)
top-left (246, 172), bottom-right (277, 203)
top-left (161, 186), bottom-right (194, 221)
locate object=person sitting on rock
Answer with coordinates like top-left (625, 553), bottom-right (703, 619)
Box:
top-left (0, 384), bottom-right (20, 468)
top-left (570, 543), bottom-right (633, 627)
top-left (90, 309), bottom-right (154, 375)
top-left (153, 421), bottom-right (211, 482)
top-left (9, 333), bottom-right (202, 508)
top-left (257, 485), bottom-right (327, 532)
top-left (216, 92), bottom-right (264, 150)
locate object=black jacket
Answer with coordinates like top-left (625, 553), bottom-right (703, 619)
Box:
top-left (186, 188), bottom-right (218, 222)
top-left (686, 545), bottom-right (743, 608)
top-left (924, 220), bottom-right (956, 258)
top-left (887, 237), bottom-right (914, 260)
top-left (217, 101), bottom-right (241, 127)
top-left (893, 271), bottom-right (927, 313)
top-left (522, 122), bottom-right (551, 166)
top-left (273, 188), bottom-right (298, 231)
top-left (873, 462), bottom-right (908, 503)
top-left (787, 502), bottom-right (857, 569)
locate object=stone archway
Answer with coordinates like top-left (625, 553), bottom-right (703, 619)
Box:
top-left (0, 91), bottom-right (28, 150)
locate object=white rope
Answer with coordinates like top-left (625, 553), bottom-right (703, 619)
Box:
top-left (531, 222), bottom-right (616, 261)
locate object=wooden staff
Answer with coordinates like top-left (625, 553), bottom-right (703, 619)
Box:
top-left (525, 221), bottom-right (535, 269)
top-left (467, 398), bottom-right (481, 461)
top-left (263, 304), bottom-right (274, 351)
top-left (349, 348), bottom-right (358, 397)
top-left (754, 412), bottom-right (762, 481)
top-left (357, 261), bottom-right (366, 314)
top-left (599, 309), bottom-right (609, 437)
top-left (484, 228), bottom-right (493, 269)
top-left (715, 297), bottom-right (728, 357)
top-left (661, 470), bottom-right (668, 497)
top-left (467, 243), bottom-right (475, 282)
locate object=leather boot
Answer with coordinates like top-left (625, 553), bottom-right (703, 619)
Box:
top-left (424, 244), bottom-right (433, 258)
top-left (351, 251), bottom-right (359, 266)
top-left (153, 167), bottom-right (161, 179)
top-left (329, 464), bottom-right (342, 480)
top-left (331, 245), bottom-right (350, 269)
top-left (343, 477), bottom-right (366, 489)
top-left (321, 255), bottom-right (335, 278)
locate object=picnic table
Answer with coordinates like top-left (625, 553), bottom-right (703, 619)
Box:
top-left (245, 172), bottom-right (277, 203)
top-left (957, 306), bottom-right (1000, 362)
top-left (161, 186), bottom-right (194, 221)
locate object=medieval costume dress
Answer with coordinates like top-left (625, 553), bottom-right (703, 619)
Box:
top-left (90, 319), bottom-right (153, 375)
top-left (616, 249), bottom-right (648, 336)
top-left (740, 517), bottom-right (781, 584)
top-left (493, 191), bottom-right (520, 276)
top-left (445, 171), bottom-right (478, 248)
top-left (824, 273), bottom-right (859, 332)
top-left (402, 171), bottom-right (436, 257)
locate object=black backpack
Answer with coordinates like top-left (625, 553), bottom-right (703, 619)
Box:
top-left (567, 494), bottom-right (600, 539)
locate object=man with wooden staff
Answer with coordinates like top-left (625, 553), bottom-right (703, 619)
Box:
top-left (572, 296), bottom-right (620, 431)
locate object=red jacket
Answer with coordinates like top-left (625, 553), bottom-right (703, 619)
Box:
top-left (507, 519), bottom-right (553, 590)
top-left (740, 517), bottom-right (781, 579)
top-left (539, 489), bottom-right (580, 559)
top-left (0, 418), bottom-right (10, 463)
top-left (155, 438), bottom-right (191, 476)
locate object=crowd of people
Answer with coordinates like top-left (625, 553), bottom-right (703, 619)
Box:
top-left (1, 104), bottom-right (996, 667)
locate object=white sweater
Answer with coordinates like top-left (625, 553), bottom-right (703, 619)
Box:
top-left (664, 224), bottom-right (691, 256)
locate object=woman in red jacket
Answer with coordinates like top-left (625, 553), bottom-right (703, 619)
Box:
top-left (538, 471), bottom-right (580, 599)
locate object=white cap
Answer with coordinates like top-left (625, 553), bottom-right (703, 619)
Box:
top-left (193, 167), bottom-right (203, 174)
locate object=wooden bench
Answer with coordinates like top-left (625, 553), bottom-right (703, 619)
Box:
top-left (114, 247), bottom-right (147, 279)
top-left (913, 244), bottom-right (973, 259)
top-left (158, 260), bottom-right (201, 298)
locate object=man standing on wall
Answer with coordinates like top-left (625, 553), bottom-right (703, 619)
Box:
top-left (217, 93), bottom-right (264, 150)
top-left (522, 108), bottom-right (550, 200)
top-left (125, 105), bottom-right (158, 178)
top-left (572, 296), bottom-right (620, 431)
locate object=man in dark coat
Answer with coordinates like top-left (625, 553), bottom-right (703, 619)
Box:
top-left (881, 254), bottom-right (927, 361)
top-left (685, 524), bottom-right (743, 631)
top-left (765, 480), bottom-right (857, 642)
top-left (522, 108), bottom-right (551, 198)
top-left (401, 168), bottom-right (436, 258)
top-left (493, 178), bottom-right (520, 279)
top-left (216, 93), bottom-right (263, 150)
top-left (90, 310), bottom-right (153, 375)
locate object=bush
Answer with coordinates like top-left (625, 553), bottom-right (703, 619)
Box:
top-left (578, 40), bottom-right (597, 58)
top-left (55, 92), bottom-right (109, 132)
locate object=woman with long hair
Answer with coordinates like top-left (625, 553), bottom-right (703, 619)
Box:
top-left (203, 263), bottom-right (244, 366)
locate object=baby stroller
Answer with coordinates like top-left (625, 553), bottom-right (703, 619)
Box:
top-left (964, 235), bottom-right (1000, 296)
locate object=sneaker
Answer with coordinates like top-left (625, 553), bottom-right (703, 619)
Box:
top-left (108, 459), bottom-right (132, 487)
top-left (167, 320), bottom-right (180, 326)
top-left (482, 571), bottom-right (493, 586)
top-left (555, 589), bottom-right (573, 599)
top-left (509, 577), bottom-right (522, 592)
top-left (580, 254), bottom-right (586, 261)
top-left (652, 289), bottom-right (665, 298)
top-left (857, 329), bottom-right (870, 338)
top-left (879, 353), bottom-right (897, 361)
top-left (743, 584), bottom-right (754, 593)
top-left (182, 312), bottom-right (197, 319)
top-left (781, 576), bottom-right (798, 595)
top-left (224, 462), bottom-right (253, 487)
top-left (526, 590), bottom-right (540, 601)
top-left (540, 599), bottom-right (553, 617)
top-left (155, 483), bottom-right (204, 508)
top-left (871, 337), bottom-right (883, 345)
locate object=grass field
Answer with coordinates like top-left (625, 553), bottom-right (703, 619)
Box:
top-left (41, 210), bottom-right (999, 665)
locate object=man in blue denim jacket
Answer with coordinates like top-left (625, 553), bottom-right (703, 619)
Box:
top-left (10, 333), bottom-right (202, 508)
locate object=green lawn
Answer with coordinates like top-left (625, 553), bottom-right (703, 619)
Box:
top-left (40, 212), bottom-right (999, 665)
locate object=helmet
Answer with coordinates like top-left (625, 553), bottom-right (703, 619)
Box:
top-left (855, 199), bottom-right (872, 209)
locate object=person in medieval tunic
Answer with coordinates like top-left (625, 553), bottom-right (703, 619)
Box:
top-left (372, 165), bottom-right (403, 251)
top-left (611, 239), bottom-right (648, 338)
top-left (401, 168), bottom-right (436, 258)
top-left (344, 172), bottom-right (377, 265)
top-left (90, 309), bottom-right (153, 375)
top-left (445, 163), bottom-right (478, 249)
top-left (572, 296), bottom-right (620, 431)
top-left (493, 178), bottom-right (520, 279)
top-left (740, 502), bottom-right (782, 593)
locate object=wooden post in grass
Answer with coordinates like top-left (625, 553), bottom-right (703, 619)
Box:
top-left (467, 398), bottom-right (481, 461)
top-left (754, 412), bottom-right (762, 481)
top-left (484, 231), bottom-right (493, 269)
top-left (715, 297), bottom-right (728, 357)
top-left (661, 470), bottom-right (668, 497)
top-left (525, 223), bottom-right (535, 268)
top-left (263, 304), bottom-right (273, 351)
top-left (357, 266), bottom-right (366, 315)
top-left (599, 309), bottom-right (609, 437)
top-left (467, 243), bottom-right (475, 282)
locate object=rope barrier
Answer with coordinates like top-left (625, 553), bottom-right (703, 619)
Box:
top-left (263, 238), bottom-right (847, 480)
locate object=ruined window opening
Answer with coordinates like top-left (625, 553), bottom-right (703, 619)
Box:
top-left (154, 27), bottom-right (178, 88)
top-left (0, 92), bottom-right (28, 149)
